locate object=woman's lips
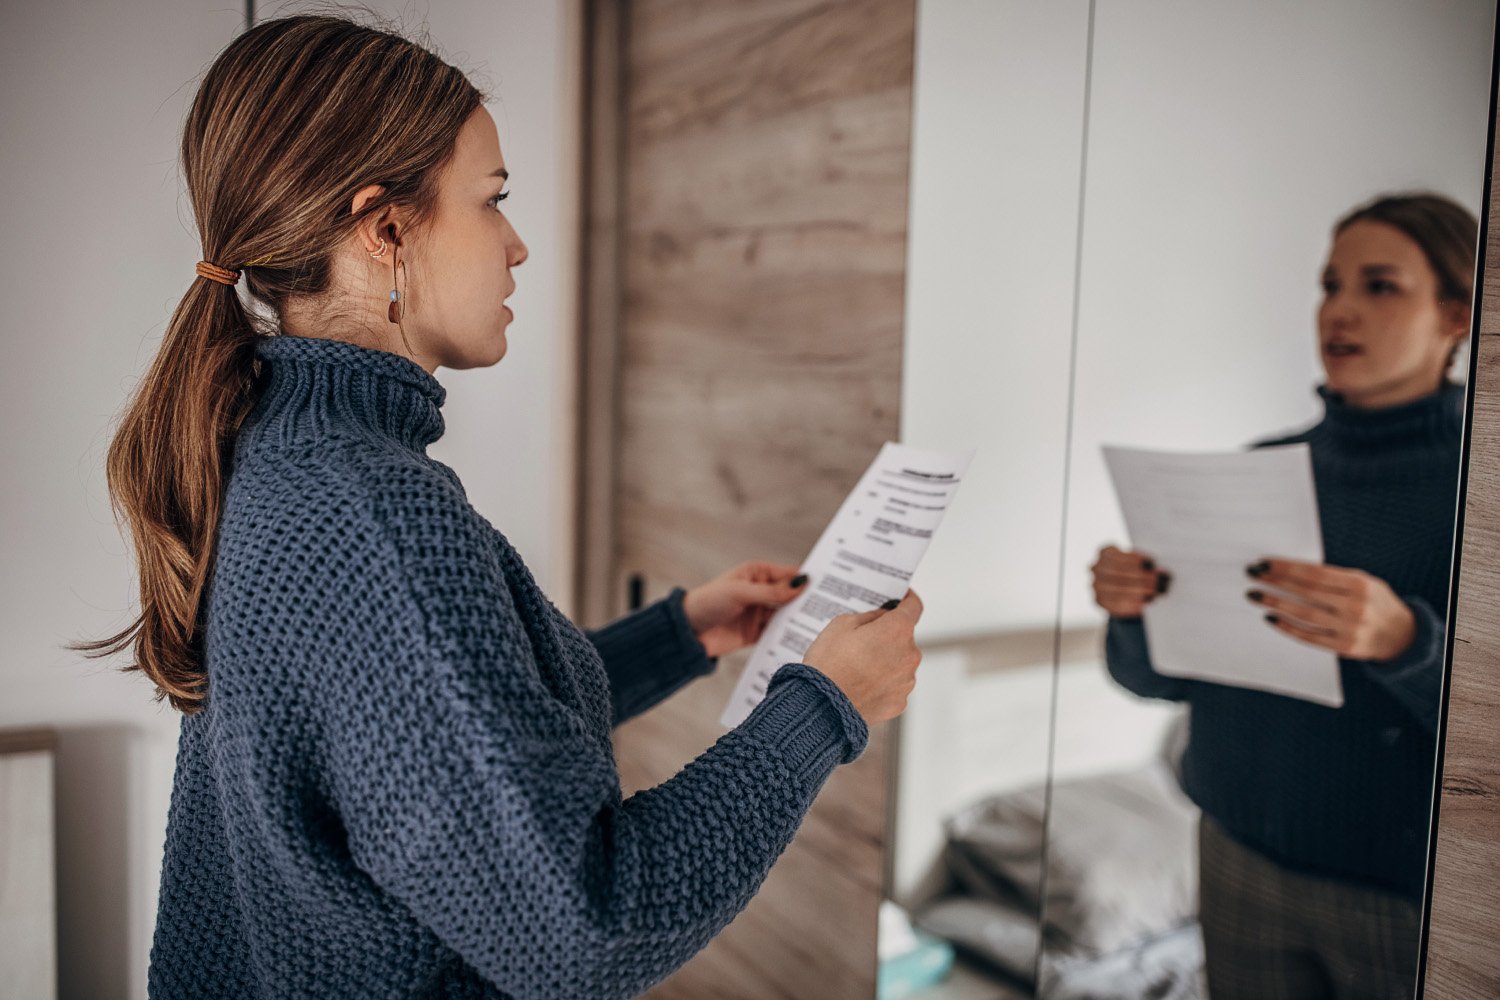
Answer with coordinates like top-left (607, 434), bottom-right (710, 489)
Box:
top-left (1324, 342), bottom-right (1362, 359)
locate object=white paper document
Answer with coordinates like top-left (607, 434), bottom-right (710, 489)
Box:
top-left (1101, 444), bottom-right (1342, 707)
top-left (720, 442), bottom-right (976, 728)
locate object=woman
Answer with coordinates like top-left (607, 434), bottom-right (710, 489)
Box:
top-left (72, 15), bottom-right (925, 999)
top-left (1090, 193), bottom-right (1474, 999)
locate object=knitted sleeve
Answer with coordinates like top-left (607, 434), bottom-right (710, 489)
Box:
top-left (1103, 616), bottom-right (1193, 702)
top-left (584, 588), bottom-right (719, 726)
top-left (319, 470), bottom-right (869, 1000)
top-left (1357, 594), bottom-right (1446, 733)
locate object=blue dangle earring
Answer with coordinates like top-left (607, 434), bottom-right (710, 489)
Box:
top-left (388, 255), bottom-right (405, 325)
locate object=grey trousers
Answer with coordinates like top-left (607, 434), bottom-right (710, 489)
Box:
top-left (1198, 814), bottom-right (1422, 1000)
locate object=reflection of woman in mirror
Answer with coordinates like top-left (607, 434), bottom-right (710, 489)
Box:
top-left (1088, 193), bottom-right (1476, 999)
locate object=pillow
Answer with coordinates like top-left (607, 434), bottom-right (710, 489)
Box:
top-left (939, 760), bottom-right (1200, 958)
top-left (941, 784), bottom-right (1048, 907)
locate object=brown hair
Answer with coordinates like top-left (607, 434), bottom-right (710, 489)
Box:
top-left (67, 11), bottom-right (485, 713)
top-left (1334, 191), bottom-right (1480, 375)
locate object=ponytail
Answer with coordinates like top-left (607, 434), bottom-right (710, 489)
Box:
top-left (68, 272), bottom-right (263, 712)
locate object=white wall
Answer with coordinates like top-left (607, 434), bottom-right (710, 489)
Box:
top-left (0, 3), bottom-right (579, 997)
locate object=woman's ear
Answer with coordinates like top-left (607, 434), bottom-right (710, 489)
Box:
top-left (349, 183), bottom-right (391, 255)
top-left (1440, 300), bottom-right (1472, 376)
top-left (1442, 298), bottom-right (1472, 341)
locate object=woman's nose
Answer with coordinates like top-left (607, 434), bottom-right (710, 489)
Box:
top-left (1322, 295), bottom-right (1357, 328)
top-left (510, 236), bottom-right (529, 268)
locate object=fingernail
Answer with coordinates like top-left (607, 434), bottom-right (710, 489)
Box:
top-left (1247, 561), bottom-right (1270, 578)
top-left (1247, 589), bottom-right (1264, 603)
top-left (790, 574), bottom-right (808, 588)
top-left (1142, 559), bottom-right (1156, 571)
top-left (1265, 612), bottom-right (1280, 624)
top-left (880, 598), bottom-right (901, 610)
top-left (1156, 573), bottom-right (1171, 594)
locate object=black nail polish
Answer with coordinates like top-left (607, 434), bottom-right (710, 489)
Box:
top-left (1156, 573), bottom-right (1171, 594)
top-left (1142, 558), bottom-right (1156, 572)
top-left (790, 574), bottom-right (808, 588)
top-left (1247, 560), bottom-right (1271, 578)
top-left (1265, 612), bottom-right (1280, 624)
top-left (880, 598), bottom-right (901, 610)
top-left (1247, 589), bottom-right (1264, 603)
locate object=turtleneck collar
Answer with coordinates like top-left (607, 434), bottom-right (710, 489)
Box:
top-left (239, 334), bottom-right (445, 454)
top-left (1314, 380), bottom-right (1465, 452)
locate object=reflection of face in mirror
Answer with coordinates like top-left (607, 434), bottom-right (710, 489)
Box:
top-left (1091, 193), bottom-right (1476, 999)
top-left (1319, 202), bottom-right (1473, 410)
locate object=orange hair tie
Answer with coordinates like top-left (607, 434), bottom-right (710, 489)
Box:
top-left (197, 251), bottom-right (279, 285)
top-left (195, 260), bottom-right (241, 286)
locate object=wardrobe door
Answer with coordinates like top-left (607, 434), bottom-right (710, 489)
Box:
top-left (578, 1), bottom-right (917, 996)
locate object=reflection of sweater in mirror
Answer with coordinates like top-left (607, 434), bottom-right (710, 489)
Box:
top-left (1104, 381), bottom-right (1465, 903)
top-left (146, 333), bottom-right (870, 999)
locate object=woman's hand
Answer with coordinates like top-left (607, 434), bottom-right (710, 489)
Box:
top-left (803, 589), bottom-right (925, 725)
top-left (681, 561), bottom-right (809, 658)
top-left (1090, 544), bottom-right (1171, 619)
top-left (1246, 558), bottom-right (1417, 661)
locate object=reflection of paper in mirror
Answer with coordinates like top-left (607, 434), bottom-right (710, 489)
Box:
top-left (1102, 444), bottom-right (1343, 707)
top-left (719, 441), bottom-right (976, 728)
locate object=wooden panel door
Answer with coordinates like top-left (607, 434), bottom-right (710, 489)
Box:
top-left (578, 0), bottom-right (917, 996)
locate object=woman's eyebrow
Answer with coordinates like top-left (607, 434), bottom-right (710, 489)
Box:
top-left (490, 167), bottom-right (509, 179)
top-left (1360, 263), bottom-right (1400, 276)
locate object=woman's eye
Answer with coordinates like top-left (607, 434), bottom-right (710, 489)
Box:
top-left (1367, 279), bottom-right (1397, 294)
top-left (487, 190), bottom-right (509, 210)
top-left (1321, 280), bottom-right (1339, 296)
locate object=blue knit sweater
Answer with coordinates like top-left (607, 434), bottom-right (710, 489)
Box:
top-left (146, 333), bottom-right (870, 999)
top-left (1105, 381), bottom-right (1464, 902)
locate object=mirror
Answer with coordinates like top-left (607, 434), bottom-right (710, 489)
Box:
top-left (885, 2), bottom-right (1495, 998)
top-left (1049, 2), bottom-right (1493, 998)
